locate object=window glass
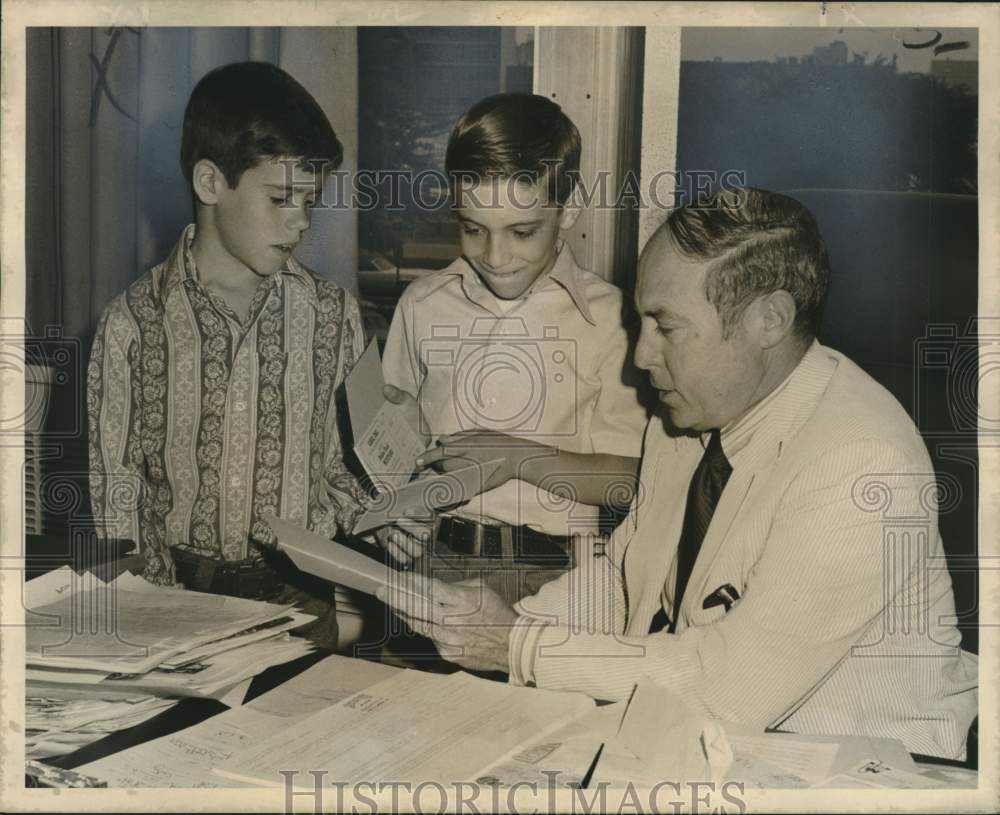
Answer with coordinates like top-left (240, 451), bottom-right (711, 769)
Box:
top-left (675, 27), bottom-right (980, 651)
top-left (676, 27), bottom-right (977, 196)
top-left (357, 27), bottom-right (534, 322)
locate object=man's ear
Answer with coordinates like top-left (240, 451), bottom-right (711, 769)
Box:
top-left (192, 159), bottom-right (227, 206)
top-left (754, 290), bottom-right (797, 349)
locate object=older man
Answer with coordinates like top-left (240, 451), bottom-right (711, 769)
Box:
top-left (380, 188), bottom-right (978, 760)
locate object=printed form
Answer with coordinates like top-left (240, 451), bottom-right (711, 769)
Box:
top-left (213, 669), bottom-right (594, 787)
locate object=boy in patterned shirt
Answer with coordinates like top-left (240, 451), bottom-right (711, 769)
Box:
top-left (87, 62), bottom-right (367, 646)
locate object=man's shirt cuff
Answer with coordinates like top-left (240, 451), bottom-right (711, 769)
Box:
top-left (508, 615), bottom-right (550, 687)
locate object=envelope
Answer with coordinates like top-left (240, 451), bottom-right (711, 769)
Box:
top-left (265, 514), bottom-right (415, 599)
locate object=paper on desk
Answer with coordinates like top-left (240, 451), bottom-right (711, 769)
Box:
top-left (213, 669), bottom-right (594, 787)
top-left (27, 577), bottom-right (301, 674)
top-left (814, 759), bottom-right (947, 789)
top-left (25, 565), bottom-right (79, 609)
top-left (158, 610), bottom-right (315, 669)
top-left (26, 693), bottom-right (177, 760)
top-left (720, 719), bottom-right (917, 783)
top-left (266, 514), bottom-right (429, 601)
top-left (77, 654), bottom-right (400, 788)
top-left (352, 460), bottom-right (503, 535)
top-left (346, 340), bottom-right (426, 492)
top-left (77, 704), bottom-right (282, 787)
top-left (474, 700), bottom-right (623, 789)
top-left (724, 734), bottom-right (838, 789)
top-left (617, 679), bottom-right (733, 783)
top-left (112, 635), bottom-right (314, 697)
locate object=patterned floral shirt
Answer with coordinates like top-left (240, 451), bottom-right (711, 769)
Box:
top-left (88, 225), bottom-right (367, 584)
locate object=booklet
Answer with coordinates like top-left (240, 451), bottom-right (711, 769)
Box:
top-left (345, 341), bottom-right (427, 492)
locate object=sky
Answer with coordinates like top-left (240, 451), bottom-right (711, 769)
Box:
top-left (681, 27), bottom-right (979, 74)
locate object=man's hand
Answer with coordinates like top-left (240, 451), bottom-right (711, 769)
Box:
top-left (416, 430), bottom-right (552, 493)
top-left (376, 573), bottom-right (518, 673)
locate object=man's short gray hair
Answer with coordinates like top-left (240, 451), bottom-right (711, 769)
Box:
top-left (666, 187), bottom-right (831, 341)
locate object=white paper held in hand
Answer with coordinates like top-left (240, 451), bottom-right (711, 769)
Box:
top-left (264, 514), bottom-right (429, 602)
top-left (345, 341), bottom-right (426, 492)
top-left (352, 459), bottom-right (504, 535)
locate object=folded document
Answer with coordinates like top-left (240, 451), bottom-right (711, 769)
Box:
top-left (266, 514), bottom-right (422, 599)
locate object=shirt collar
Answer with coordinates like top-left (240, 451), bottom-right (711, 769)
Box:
top-left (714, 340), bottom-right (830, 467)
top-left (412, 241), bottom-right (597, 325)
top-left (153, 223), bottom-right (317, 304)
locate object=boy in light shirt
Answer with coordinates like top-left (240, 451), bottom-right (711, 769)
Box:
top-left (379, 93), bottom-right (647, 602)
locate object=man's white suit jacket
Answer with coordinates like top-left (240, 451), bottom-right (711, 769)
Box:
top-left (511, 343), bottom-right (978, 760)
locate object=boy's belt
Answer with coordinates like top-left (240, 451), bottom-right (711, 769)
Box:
top-left (170, 545), bottom-right (285, 600)
top-left (434, 517), bottom-right (570, 568)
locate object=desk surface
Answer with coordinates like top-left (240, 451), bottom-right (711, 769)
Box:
top-left (26, 556), bottom-right (976, 781)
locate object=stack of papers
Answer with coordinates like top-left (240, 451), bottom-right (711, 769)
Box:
top-left (26, 693), bottom-right (176, 759)
top-left (26, 567), bottom-right (316, 699)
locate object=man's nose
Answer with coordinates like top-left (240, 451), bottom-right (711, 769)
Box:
top-left (633, 325), bottom-right (656, 371)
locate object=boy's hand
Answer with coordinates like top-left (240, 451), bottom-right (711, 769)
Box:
top-left (370, 508), bottom-right (435, 566)
top-left (382, 384), bottom-right (429, 445)
top-left (376, 573), bottom-right (517, 673)
top-left (416, 430), bottom-right (551, 493)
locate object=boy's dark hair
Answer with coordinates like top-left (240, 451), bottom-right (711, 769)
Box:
top-left (666, 187), bottom-right (831, 342)
top-left (445, 93), bottom-right (581, 206)
top-left (181, 61), bottom-right (343, 191)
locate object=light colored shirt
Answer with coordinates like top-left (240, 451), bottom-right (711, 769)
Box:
top-left (508, 343), bottom-right (978, 759)
top-left (87, 225), bottom-right (367, 584)
top-left (381, 243), bottom-right (648, 535)
top-left (657, 363), bottom-right (796, 617)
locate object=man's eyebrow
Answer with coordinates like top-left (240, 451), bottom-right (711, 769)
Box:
top-left (644, 306), bottom-right (686, 321)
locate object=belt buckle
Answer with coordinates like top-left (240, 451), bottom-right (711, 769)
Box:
top-left (481, 526), bottom-right (502, 559)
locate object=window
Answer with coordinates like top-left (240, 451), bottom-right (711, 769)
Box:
top-left (357, 27), bottom-right (535, 322)
top-left (672, 26), bottom-right (980, 651)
